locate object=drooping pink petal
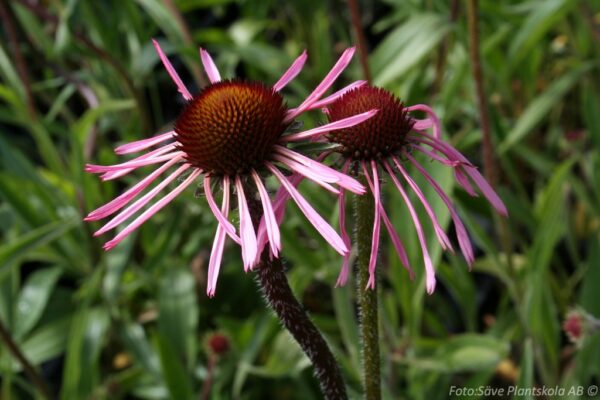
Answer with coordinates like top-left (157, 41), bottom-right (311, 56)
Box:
top-left (414, 132), bottom-right (507, 216)
top-left (406, 104), bottom-right (441, 139)
top-left (251, 169), bottom-right (281, 257)
top-left (377, 198), bottom-right (414, 278)
top-left (383, 161), bottom-right (436, 294)
top-left (204, 175), bottom-right (241, 244)
top-left (235, 176), bottom-right (258, 271)
top-left (410, 144), bottom-right (463, 167)
top-left (152, 39), bottom-right (193, 101)
top-left (273, 50), bottom-right (307, 92)
top-left (85, 155), bottom-right (182, 221)
top-left (94, 164), bottom-right (191, 236)
top-left (274, 146), bottom-right (365, 194)
top-left (462, 166), bottom-right (508, 216)
top-left (86, 148), bottom-right (180, 174)
top-left (103, 169), bottom-right (201, 250)
top-left (335, 160), bottom-right (352, 287)
top-left (114, 131), bottom-right (175, 155)
top-left (267, 162), bottom-right (348, 255)
top-left (199, 48), bottom-right (221, 84)
top-left (206, 224), bottom-right (227, 297)
top-left (455, 169), bottom-right (479, 197)
top-left (405, 152), bottom-right (474, 265)
top-left (361, 161), bottom-right (381, 290)
top-left (303, 80), bottom-right (367, 111)
top-left (284, 47), bottom-right (356, 122)
top-left (392, 156), bottom-right (454, 252)
top-left (207, 176), bottom-right (232, 297)
top-left (280, 109), bottom-right (377, 142)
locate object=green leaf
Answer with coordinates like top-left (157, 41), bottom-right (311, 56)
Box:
top-left (371, 14), bottom-right (450, 86)
top-left (14, 266), bottom-right (63, 339)
top-left (154, 334), bottom-right (194, 400)
top-left (508, 0), bottom-right (575, 66)
top-left (158, 268), bottom-right (198, 369)
top-left (499, 64), bottom-right (591, 154)
top-left (0, 218), bottom-right (78, 279)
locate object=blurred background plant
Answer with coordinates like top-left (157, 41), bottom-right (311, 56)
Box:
top-left (0, 0), bottom-right (599, 399)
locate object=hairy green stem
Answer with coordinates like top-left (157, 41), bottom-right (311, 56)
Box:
top-left (354, 175), bottom-right (381, 400)
top-left (247, 192), bottom-right (348, 400)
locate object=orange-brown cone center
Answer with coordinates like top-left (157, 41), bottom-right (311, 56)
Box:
top-left (175, 80), bottom-right (287, 175)
top-left (327, 86), bottom-right (414, 160)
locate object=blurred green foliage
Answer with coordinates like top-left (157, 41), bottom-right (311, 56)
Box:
top-left (0, 0), bottom-right (599, 399)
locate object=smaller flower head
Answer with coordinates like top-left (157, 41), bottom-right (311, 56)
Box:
top-left (324, 85), bottom-right (508, 294)
top-left (85, 40), bottom-right (376, 297)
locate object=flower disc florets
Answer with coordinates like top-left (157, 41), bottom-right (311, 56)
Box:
top-left (175, 80), bottom-right (287, 175)
top-left (327, 86), bottom-right (414, 160)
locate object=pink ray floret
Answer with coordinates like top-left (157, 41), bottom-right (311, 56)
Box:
top-left (321, 84), bottom-right (507, 294)
top-left (86, 39), bottom-right (375, 297)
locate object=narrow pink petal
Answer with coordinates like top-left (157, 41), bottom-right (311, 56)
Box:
top-left (335, 160), bottom-right (352, 287)
top-left (303, 80), bottom-right (367, 111)
top-left (410, 144), bottom-right (463, 167)
top-left (251, 169), bottom-right (281, 257)
top-left (413, 132), bottom-right (506, 215)
top-left (455, 169), bottom-right (479, 196)
top-left (377, 198), bottom-right (414, 278)
top-left (86, 148), bottom-right (180, 174)
top-left (204, 176), bottom-right (241, 244)
top-left (85, 155), bottom-right (182, 221)
top-left (405, 152), bottom-right (474, 265)
top-left (411, 118), bottom-right (433, 131)
top-left (267, 162), bottom-right (348, 255)
top-left (406, 104), bottom-right (441, 139)
top-left (94, 164), bottom-right (191, 236)
top-left (273, 154), bottom-right (339, 194)
top-left (280, 109), bottom-right (377, 142)
top-left (463, 166), bottom-right (508, 216)
top-left (235, 176), bottom-right (258, 271)
top-left (284, 47), bottom-right (356, 122)
top-left (273, 50), bottom-right (307, 92)
top-left (361, 161), bottom-right (381, 290)
top-left (103, 169), bottom-right (200, 250)
top-left (98, 144), bottom-right (178, 180)
top-left (383, 161), bottom-right (436, 294)
top-left (152, 39), bottom-right (193, 101)
top-left (199, 48), bottom-right (221, 84)
top-left (207, 176), bottom-right (233, 297)
top-left (274, 146), bottom-right (365, 194)
top-left (114, 131), bottom-right (175, 155)
top-left (392, 156), bottom-right (453, 252)
top-left (206, 224), bottom-right (227, 297)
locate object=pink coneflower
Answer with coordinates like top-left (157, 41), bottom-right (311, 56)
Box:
top-left (323, 85), bottom-right (508, 294)
top-left (85, 40), bottom-right (376, 296)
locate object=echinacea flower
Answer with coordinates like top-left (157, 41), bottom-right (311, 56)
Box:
top-left (85, 40), bottom-right (376, 296)
top-left (322, 85), bottom-right (508, 294)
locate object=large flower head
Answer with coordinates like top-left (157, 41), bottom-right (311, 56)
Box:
top-left (324, 85), bottom-right (508, 294)
top-left (85, 40), bottom-right (376, 296)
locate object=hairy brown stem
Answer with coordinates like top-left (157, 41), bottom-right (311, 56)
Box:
top-left (0, 319), bottom-right (52, 399)
top-left (346, 0), bottom-right (371, 82)
top-left (246, 192), bottom-right (347, 400)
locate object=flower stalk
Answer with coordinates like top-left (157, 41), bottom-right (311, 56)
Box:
top-left (247, 190), bottom-right (348, 400)
top-left (354, 173), bottom-right (381, 400)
